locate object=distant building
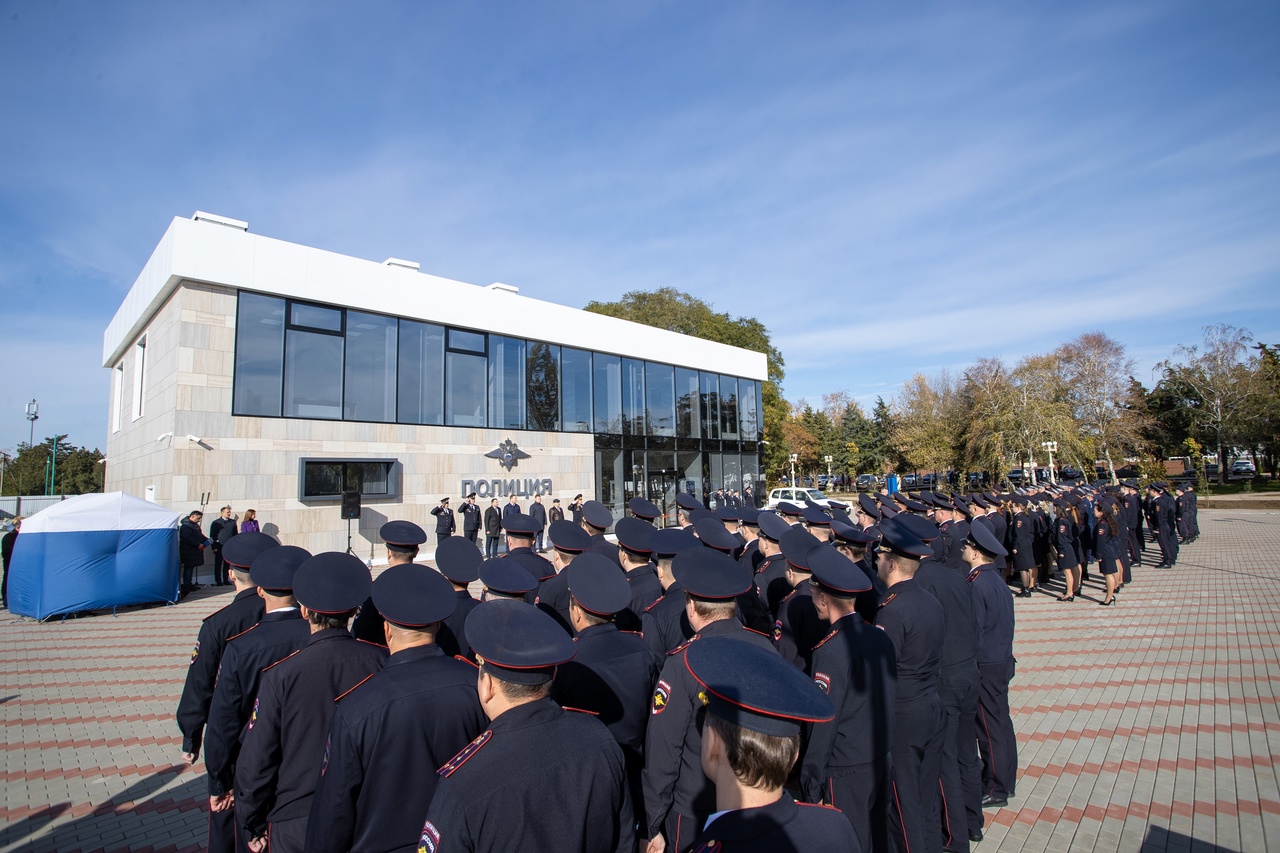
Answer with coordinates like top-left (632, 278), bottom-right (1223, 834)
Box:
top-left (102, 213), bottom-right (766, 558)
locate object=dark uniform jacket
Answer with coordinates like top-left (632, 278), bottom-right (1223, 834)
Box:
top-left (204, 610), bottom-right (310, 796)
top-left (430, 505), bottom-right (455, 535)
top-left (437, 590), bottom-right (480, 660)
top-left (235, 629), bottom-right (387, 837)
top-left (774, 584), bottom-right (828, 672)
top-left (736, 539), bottom-right (763, 573)
top-left (1006, 511), bottom-right (1036, 571)
top-left (179, 518), bottom-right (206, 567)
top-left (641, 582), bottom-right (694, 660)
top-left (801, 612), bottom-right (897, 802)
top-left (1055, 515), bottom-right (1079, 569)
top-left (176, 588), bottom-right (265, 756)
top-left (589, 532), bottom-right (623, 568)
top-left (940, 518), bottom-right (970, 573)
top-left (643, 618), bottom-right (778, 839)
top-left (968, 564), bottom-right (1015, 664)
top-left (913, 557), bottom-right (979, 678)
top-left (507, 546), bottom-right (555, 581)
top-left (874, 580), bottom-right (944, 707)
top-left (753, 553), bottom-right (790, 619)
top-left (535, 568), bottom-right (575, 635)
top-left (305, 644), bottom-right (487, 853)
top-left (421, 698), bottom-right (635, 853)
top-left (624, 563), bottom-right (663, 630)
top-left (552, 622), bottom-right (658, 753)
top-left (460, 501), bottom-right (481, 533)
top-left (691, 794), bottom-right (863, 853)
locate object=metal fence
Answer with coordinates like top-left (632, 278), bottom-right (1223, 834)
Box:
top-left (0, 495), bottom-right (69, 520)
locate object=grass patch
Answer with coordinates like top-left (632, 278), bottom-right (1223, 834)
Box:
top-left (1200, 478), bottom-right (1279, 496)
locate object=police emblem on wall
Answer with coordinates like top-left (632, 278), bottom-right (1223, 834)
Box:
top-left (485, 439), bottom-right (531, 472)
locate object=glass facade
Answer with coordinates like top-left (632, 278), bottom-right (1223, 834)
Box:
top-left (232, 292), bottom-right (765, 519)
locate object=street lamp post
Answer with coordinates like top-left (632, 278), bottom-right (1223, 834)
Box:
top-left (823, 455), bottom-right (833, 490)
top-left (1041, 441), bottom-right (1058, 485)
top-left (25, 399), bottom-right (38, 448)
top-left (789, 454), bottom-right (798, 488)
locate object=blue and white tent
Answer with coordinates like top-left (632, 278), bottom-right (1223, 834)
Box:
top-left (8, 492), bottom-right (179, 620)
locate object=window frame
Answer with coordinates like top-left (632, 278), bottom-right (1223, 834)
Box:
top-left (297, 457), bottom-right (401, 502)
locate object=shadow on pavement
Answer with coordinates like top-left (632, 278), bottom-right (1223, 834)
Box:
top-left (1142, 825), bottom-right (1240, 852)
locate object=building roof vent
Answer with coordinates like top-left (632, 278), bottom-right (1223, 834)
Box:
top-left (383, 258), bottom-right (421, 271)
top-left (192, 211), bottom-right (248, 231)
top-left (486, 282), bottom-right (520, 294)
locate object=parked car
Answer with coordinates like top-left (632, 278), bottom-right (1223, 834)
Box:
top-left (1007, 469), bottom-right (1024, 485)
top-left (856, 474), bottom-right (879, 491)
top-left (1231, 459), bottom-right (1257, 478)
top-left (920, 473), bottom-right (937, 487)
top-left (900, 473), bottom-right (918, 488)
top-left (1060, 466), bottom-right (1083, 481)
top-left (766, 487), bottom-right (833, 510)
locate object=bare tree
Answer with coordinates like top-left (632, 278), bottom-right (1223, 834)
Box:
top-left (1056, 332), bottom-right (1148, 483)
top-left (891, 370), bottom-right (964, 480)
top-left (1157, 324), bottom-right (1259, 485)
top-left (1007, 354), bottom-right (1077, 484)
top-left (960, 357), bottom-right (1015, 482)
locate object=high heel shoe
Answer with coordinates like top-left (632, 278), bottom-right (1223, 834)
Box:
top-left (1100, 597), bottom-right (1115, 606)
top-left (1057, 595), bottom-right (1074, 602)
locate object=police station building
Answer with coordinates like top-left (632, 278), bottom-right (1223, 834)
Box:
top-left (102, 213), bottom-right (767, 558)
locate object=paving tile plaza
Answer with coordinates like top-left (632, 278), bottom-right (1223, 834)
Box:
top-left (2, 508), bottom-right (1278, 852)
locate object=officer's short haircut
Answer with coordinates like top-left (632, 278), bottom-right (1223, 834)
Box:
top-left (618, 546), bottom-right (649, 567)
top-left (705, 712), bottom-right (799, 790)
top-left (307, 610), bottom-right (356, 631)
top-left (570, 598), bottom-right (610, 627)
top-left (881, 550), bottom-right (921, 577)
top-left (231, 566), bottom-right (253, 582)
top-left (221, 505), bottom-right (232, 512)
top-left (553, 547), bottom-right (579, 565)
top-left (386, 546), bottom-right (419, 565)
top-left (480, 663), bottom-right (552, 700)
top-left (685, 593), bottom-right (737, 621)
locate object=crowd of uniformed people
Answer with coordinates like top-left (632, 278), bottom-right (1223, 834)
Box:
top-left (174, 475), bottom-right (1195, 852)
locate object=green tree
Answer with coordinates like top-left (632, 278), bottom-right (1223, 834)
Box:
top-left (1, 436), bottom-right (104, 496)
top-left (890, 370), bottom-right (964, 480)
top-left (1056, 332), bottom-right (1149, 481)
top-left (583, 287), bottom-right (788, 476)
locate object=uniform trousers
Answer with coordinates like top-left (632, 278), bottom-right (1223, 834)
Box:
top-left (1156, 528), bottom-right (1178, 566)
top-left (663, 809), bottom-right (700, 853)
top-left (824, 760), bottom-right (890, 853)
top-left (208, 804), bottom-right (246, 853)
top-left (1126, 528), bottom-right (1141, 566)
top-left (464, 528), bottom-right (479, 545)
top-left (889, 697), bottom-right (944, 853)
top-left (976, 658), bottom-right (1018, 801)
top-left (938, 663), bottom-right (983, 849)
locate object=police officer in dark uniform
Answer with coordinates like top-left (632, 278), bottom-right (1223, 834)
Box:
top-left (686, 637), bottom-right (861, 853)
top-left (735, 505), bottom-right (764, 572)
top-left (460, 492), bottom-right (482, 546)
top-left (694, 516), bottom-right (773, 636)
top-left (752, 511), bottom-right (793, 618)
top-left (430, 497), bottom-right (455, 548)
top-left (581, 499), bottom-right (623, 568)
top-left (643, 548), bottom-right (780, 853)
top-left (434, 536), bottom-right (482, 660)
top-left (800, 545), bottom-right (893, 852)
top-left (774, 526), bottom-right (827, 671)
top-left (1151, 482), bottom-right (1179, 568)
top-left (963, 521), bottom-right (1018, 810)
top-left (900, 513), bottom-right (985, 850)
top-left (641, 527), bottom-right (701, 659)
top-left (629, 496), bottom-right (663, 526)
top-left (874, 516), bottom-right (947, 853)
top-left (503, 512), bottom-right (556, 584)
top-left (616, 517), bottom-right (662, 631)
top-left (352, 520), bottom-right (428, 644)
top-left (420, 600), bottom-right (635, 853)
top-left (478, 556), bottom-right (539, 602)
top-left (177, 532), bottom-right (275, 767)
top-left (1007, 497), bottom-right (1037, 596)
top-left (235, 552), bottom-right (385, 851)
top-left (939, 494), bottom-right (972, 573)
top-left (304, 563), bottom-right (487, 853)
top-left (553, 556), bottom-right (659, 835)
top-left (535, 518), bottom-right (593, 634)
top-left (1121, 481), bottom-right (1143, 567)
top-left (675, 492), bottom-right (703, 529)
top-left (203, 545), bottom-right (312, 853)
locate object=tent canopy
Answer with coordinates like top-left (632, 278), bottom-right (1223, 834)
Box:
top-left (9, 492), bottom-right (180, 620)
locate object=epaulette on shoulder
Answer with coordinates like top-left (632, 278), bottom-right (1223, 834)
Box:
top-left (742, 626), bottom-right (771, 639)
top-left (812, 627), bottom-right (840, 650)
top-left (261, 648), bottom-right (302, 673)
top-left (560, 705), bottom-right (599, 716)
top-left (453, 655), bottom-right (479, 668)
top-left (335, 672), bottom-right (376, 702)
top-left (668, 638), bottom-right (693, 656)
top-left (644, 594), bottom-right (666, 613)
top-left (780, 588), bottom-right (797, 604)
top-left (225, 623), bottom-right (259, 643)
top-left (356, 638), bottom-right (388, 650)
top-left (619, 630), bottom-right (643, 637)
top-left (796, 801), bottom-right (842, 811)
top-left (437, 730), bottom-right (492, 778)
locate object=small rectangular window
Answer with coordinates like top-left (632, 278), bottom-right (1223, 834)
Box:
top-left (299, 458), bottom-right (399, 500)
top-left (131, 337), bottom-right (147, 421)
top-left (290, 303), bottom-right (342, 332)
top-left (112, 364), bottom-right (124, 433)
top-left (448, 329), bottom-right (487, 354)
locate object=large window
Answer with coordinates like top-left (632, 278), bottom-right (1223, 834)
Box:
top-left (594, 354), bottom-right (622, 434)
top-left (527, 342), bottom-right (560, 431)
top-left (489, 336), bottom-right (526, 429)
top-left (700, 372), bottom-right (720, 440)
top-left (285, 327), bottom-right (343, 420)
top-left (719, 375), bottom-right (739, 441)
top-left (561, 347), bottom-right (592, 432)
top-left (740, 380), bottom-right (759, 441)
top-left (234, 294), bottom-right (286, 416)
top-left (676, 367), bottom-right (699, 439)
top-left (646, 362), bottom-right (675, 437)
top-left (622, 358), bottom-right (645, 437)
top-left (299, 458), bottom-right (398, 500)
top-left (345, 311), bottom-right (397, 422)
top-left (132, 337), bottom-right (147, 421)
top-left (397, 320), bottom-right (445, 425)
top-left (447, 329), bottom-right (487, 427)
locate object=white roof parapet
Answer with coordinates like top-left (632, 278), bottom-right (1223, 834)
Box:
top-left (383, 258), bottom-right (420, 271)
top-left (103, 216), bottom-right (769, 383)
top-left (192, 211), bottom-right (248, 231)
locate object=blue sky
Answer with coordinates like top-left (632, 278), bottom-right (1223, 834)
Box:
top-left (2, 1), bottom-right (1277, 454)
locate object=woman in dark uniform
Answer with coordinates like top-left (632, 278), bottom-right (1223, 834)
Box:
top-left (1093, 498), bottom-right (1124, 606)
top-left (1053, 499), bottom-right (1080, 602)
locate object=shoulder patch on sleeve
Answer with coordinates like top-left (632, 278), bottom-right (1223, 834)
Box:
top-left (335, 673), bottom-right (376, 703)
top-left (438, 730), bottom-right (492, 777)
top-left (419, 819), bottom-right (441, 853)
top-left (248, 696), bottom-right (259, 730)
top-left (812, 627), bottom-right (839, 650)
top-left (644, 594), bottom-right (666, 613)
top-left (652, 679), bottom-right (671, 714)
top-left (773, 619), bottom-right (783, 643)
top-left (189, 641), bottom-right (200, 665)
top-left (667, 639), bottom-right (693, 656)
top-left (814, 672), bottom-right (831, 694)
top-left (261, 648), bottom-right (302, 673)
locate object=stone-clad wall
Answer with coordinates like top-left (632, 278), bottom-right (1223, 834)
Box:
top-left (106, 281), bottom-right (595, 560)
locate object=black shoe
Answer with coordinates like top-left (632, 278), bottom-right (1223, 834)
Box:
top-left (981, 794), bottom-right (1008, 808)
top-left (1153, 563), bottom-right (1169, 569)
top-left (970, 830), bottom-right (985, 842)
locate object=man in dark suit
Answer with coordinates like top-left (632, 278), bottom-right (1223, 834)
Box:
top-left (483, 498), bottom-right (503, 558)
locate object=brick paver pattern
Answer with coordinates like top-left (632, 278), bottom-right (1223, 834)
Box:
top-left (2, 509), bottom-right (1278, 852)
